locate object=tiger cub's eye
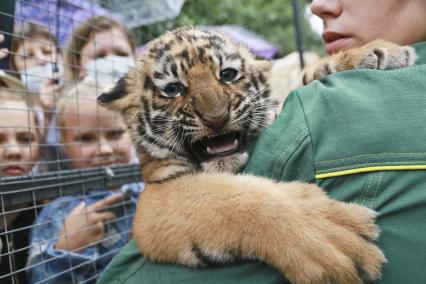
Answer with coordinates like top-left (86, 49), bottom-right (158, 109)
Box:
top-left (220, 68), bottom-right (239, 83)
top-left (162, 83), bottom-right (185, 98)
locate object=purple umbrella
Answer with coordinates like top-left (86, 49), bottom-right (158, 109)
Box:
top-left (14, 0), bottom-right (186, 46)
top-left (135, 25), bottom-right (279, 60)
top-left (199, 25), bottom-right (279, 59)
top-left (15, 0), bottom-right (115, 46)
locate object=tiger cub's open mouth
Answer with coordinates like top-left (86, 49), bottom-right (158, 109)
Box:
top-left (187, 131), bottom-right (245, 162)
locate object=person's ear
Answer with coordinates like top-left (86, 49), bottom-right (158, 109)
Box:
top-left (97, 75), bottom-right (130, 111)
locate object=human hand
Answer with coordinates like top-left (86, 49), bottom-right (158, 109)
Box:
top-left (39, 73), bottom-right (63, 111)
top-left (0, 34), bottom-right (9, 60)
top-left (55, 193), bottom-right (124, 252)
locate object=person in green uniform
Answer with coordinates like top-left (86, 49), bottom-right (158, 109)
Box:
top-left (97, 0), bottom-right (426, 283)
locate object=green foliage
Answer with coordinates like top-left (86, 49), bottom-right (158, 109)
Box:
top-left (132, 0), bottom-right (324, 56)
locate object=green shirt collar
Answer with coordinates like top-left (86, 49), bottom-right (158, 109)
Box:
top-left (413, 41), bottom-right (426, 65)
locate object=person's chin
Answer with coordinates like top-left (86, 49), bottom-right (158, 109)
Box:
top-left (324, 37), bottom-right (355, 54)
top-left (90, 161), bottom-right (116, 168)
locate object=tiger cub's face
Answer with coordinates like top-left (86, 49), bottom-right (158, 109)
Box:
top-left (98, 27), bottom-right (273, 173)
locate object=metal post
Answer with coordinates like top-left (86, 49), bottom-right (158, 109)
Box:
top-left (292, 0), bottom-right (305, 69)
top-left (0, 0), bottom-right (16, 70)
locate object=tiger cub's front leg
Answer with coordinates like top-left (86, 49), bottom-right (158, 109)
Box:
top-left (133, 172), bottom-right (385, 284)
top-left (302, 40), bottom-right (417, 85)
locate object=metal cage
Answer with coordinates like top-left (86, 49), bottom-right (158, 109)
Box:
top-left (0, 1), bottom-right (307, 283)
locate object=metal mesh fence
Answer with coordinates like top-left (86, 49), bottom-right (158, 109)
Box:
top-left (0, 1), bottom-right (143, 283)
top-left (0, 1), bottom-right (309, 282)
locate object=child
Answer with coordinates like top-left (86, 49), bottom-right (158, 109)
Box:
top-left (0, 72), bottom-right (41, 284)
top-left (10, 23), bottom-right (65, 146)
top-left (65, 16), bottom-right (136, 83)
top-left (27, 81), bottom-right (143, 283)
top-left (11, 23), bottom-right (64, 117)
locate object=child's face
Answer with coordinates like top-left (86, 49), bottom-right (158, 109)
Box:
top-left (0, 100), bottom-right (40, 176)
top-left (78, 28), bottom-right (134, 80)
top-left (60, 101), bottom-right (131, 169)
top-left (14, 36), bottom-right (59, 70)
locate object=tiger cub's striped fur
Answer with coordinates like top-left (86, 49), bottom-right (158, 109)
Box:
top-left (98, 27), bottom-right (415, 283)
top-left (100, 27), bottom-right (275, 182)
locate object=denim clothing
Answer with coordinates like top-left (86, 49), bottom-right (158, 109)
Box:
top-left (27, 182), bottom-right (143, 284)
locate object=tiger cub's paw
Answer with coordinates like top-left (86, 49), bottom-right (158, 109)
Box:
top-left (302, 60), bottom-right (335, 85)
top-left (344, 40), bottom-right (417, 70)
top-left (302, 40), bottom-right (417, 85)
top-left (275, 183), bottom-right (386, 284)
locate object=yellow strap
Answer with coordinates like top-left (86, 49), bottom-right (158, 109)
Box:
top-left (315, 165), bottom-right (426, 179)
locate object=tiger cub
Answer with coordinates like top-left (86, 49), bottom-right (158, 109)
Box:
top-left (98, 27), bottom-right (415, 283)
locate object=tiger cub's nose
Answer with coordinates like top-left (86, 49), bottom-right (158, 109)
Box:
top-left (200, 111), bottom-right (230, 132)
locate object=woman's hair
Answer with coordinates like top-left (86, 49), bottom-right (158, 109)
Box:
top-left (10, 22), bottom-right (60, 76)
top-left (65, 16), bottom-right (135, 82)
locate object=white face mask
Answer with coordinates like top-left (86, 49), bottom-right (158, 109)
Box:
top-left (20, 63), bottom-right (64, 93)
top-left (84, 55), bottom-right (135, 83)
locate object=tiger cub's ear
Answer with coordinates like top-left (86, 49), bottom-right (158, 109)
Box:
top-left (254, 60), bottom-right (273, 75)
top-left (97, 75), bottom-right (129, 111)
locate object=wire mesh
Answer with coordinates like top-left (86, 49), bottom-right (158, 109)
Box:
top-left (0, 0), bottom-right (309, 282)
top-left (0, 1), bottom-right (143, 283)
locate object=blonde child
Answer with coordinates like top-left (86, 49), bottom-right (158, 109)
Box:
top-left (27, 82), bottom-right (143, 283)
top-left (0, 73), bottom-right (41, 284)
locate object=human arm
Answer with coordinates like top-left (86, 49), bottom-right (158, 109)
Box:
top-left (55, 194), bottom-right (123, 251)
top-left (27, 193), bottom-right (124, 283)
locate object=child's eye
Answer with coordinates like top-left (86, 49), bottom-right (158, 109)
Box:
top-left (115, 51), bottom-right (130, 57)
top-left (77, 133), bottom-right (96, 143)
top-left (107, 129), bottom-right (124, 140)
top-left (20, 136), bottom-right (31, 143)
top-left (17, 133), bottom-right (36, 144)
top-left (26, 51), bottom-right (35, 59)
top-left (95, 53), bottom-right (107, 59)
top-left (42, 47), bottom-right (53, 56)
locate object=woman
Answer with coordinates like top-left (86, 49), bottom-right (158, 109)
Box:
top-left (310, 0), bottom-right (426, 54)
top-left (65, 15), bottom-right (136, 83)
top-left (97, 1), bottom-right (426, 284)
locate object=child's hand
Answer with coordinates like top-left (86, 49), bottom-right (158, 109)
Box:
top-left (39, 73), bottom-right (63, 110)
top-left (55, 193), bottom-right (124, 252)
top-left (0, 34), bottom-right (9, 60)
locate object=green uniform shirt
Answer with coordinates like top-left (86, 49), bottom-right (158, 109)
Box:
top-left (97, 42), bottom-right (426, 284)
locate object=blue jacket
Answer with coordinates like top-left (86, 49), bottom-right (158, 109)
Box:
top-left (27, 183), bottom-right (144, 283)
